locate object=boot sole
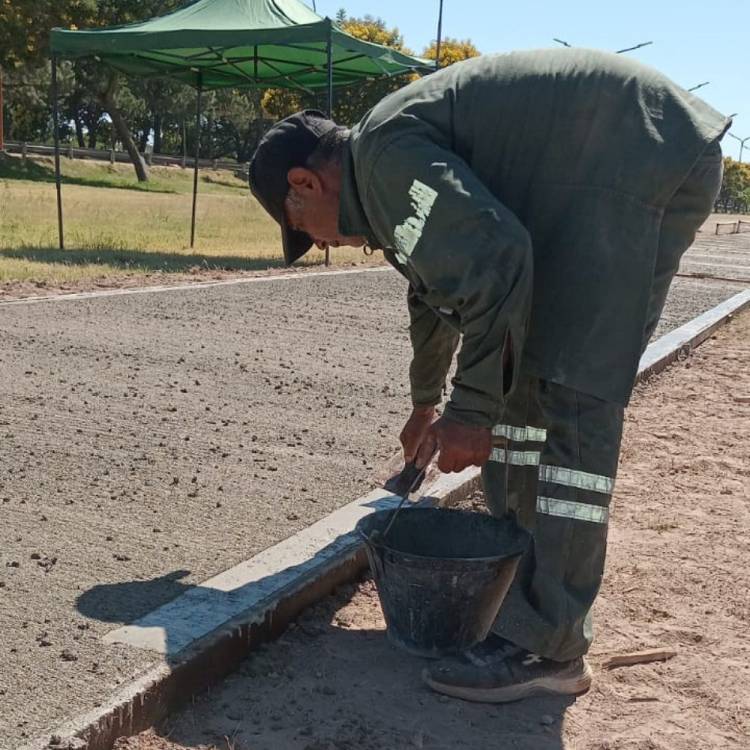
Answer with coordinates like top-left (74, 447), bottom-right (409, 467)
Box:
top-left (422, 660), bottom-right (593, 704)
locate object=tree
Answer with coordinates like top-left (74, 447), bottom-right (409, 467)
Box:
top-left (1, 65), bottom-right (54, 143)
top-left (332, 13), bottom-right (419, 126)
top-left (0, 0), bottom-right (99, 146)
top-left (0, 0), bottom-right (187, 181)
top-left (83, 0), bottom-right (186, 180)
top-left (716, 158), bottom-right (750, 213)
top-left (261, 87), bottom-right (308, 123)
top-left (99, 72), bottom-right (150, 181)
top-left (0, 1), bottom-right (98, 70)
top-left (422, 37), bottom-right (480, 69)
top-left (206, 88), bottom-right (268, 162)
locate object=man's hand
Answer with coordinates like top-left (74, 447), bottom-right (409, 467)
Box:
top-left (400, 405), bottom-right (437, 463)
top-left (415, 416), bottom-right (492, 473)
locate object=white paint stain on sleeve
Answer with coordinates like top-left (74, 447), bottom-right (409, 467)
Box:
top-left (393, 179), bottom-right (438, 265)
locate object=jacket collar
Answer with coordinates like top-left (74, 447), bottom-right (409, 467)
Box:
top-left (337, 141), bottom-right (381, 248)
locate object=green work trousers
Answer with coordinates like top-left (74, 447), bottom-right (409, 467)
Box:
top-left (484, 139), bottom-right (724, 662)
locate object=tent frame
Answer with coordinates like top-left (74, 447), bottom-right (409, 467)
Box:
top-left (50, 33), bottom-right (335, 256)
top-left (49, 5), bottom-right (433, 263)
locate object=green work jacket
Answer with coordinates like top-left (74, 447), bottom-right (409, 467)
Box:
top-left (337, 48), bottom-right (730, 428)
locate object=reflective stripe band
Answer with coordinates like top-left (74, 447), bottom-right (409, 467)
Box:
top-left (489, 448), bottom-right (541, 466)
top-left (537, 496), bottom-right (609, 524)
top-left (492, 424), bottom-right (548, 443)
top-left (538, 464), bottom-right (614, 495)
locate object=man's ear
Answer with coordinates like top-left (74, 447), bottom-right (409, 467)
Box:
top-left (287, 166), bottom-right (323, 195)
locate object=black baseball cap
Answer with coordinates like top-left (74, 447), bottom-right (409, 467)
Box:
top-left (248, 110), bottom-right (339, 265)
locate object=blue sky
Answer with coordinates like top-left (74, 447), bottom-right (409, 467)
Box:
top-left (311, 0), bottom-right (747, 161)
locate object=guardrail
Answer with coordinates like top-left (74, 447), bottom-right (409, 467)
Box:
top-left (3, 140), bottom-right (249, 177)
top-left (715, 219), bottom-right (750, 235)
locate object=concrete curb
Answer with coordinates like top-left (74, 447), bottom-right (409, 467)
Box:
top-left (25, 290), bottom-right (749, 750)
top-left (637, 288), bottom-right (750, 380)
top-left (0, 266), bottom-right (392, 308)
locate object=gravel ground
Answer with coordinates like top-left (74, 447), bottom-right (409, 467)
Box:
top-left (0, 254), bottom-right (747, 747)
top-left (678, 231), bottom-right (750, 283)
top-left (116, 310), bottom-right (750, 750)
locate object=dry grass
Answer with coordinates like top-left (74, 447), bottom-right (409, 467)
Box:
top-left (0, 154), bottom-right (365, 286)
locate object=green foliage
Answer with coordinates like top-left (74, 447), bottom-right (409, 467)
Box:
top-left (331, 13), bottom-right (417, 126)
top-left (0, 153), bottom-right (247, 193)
top-left (0, 0), bottom-right (98, 69)
top-left (422, 37), bottom-right (481, 68)
top-left (716, 158), bottom-right (750, 212)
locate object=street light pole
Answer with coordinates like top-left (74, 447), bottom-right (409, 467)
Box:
top-left (728, 132), bottom-right (749, 164)
top-left (614, 41), bottom-right (653, 54)
top-left (435, 0), bottom-right (445, 70)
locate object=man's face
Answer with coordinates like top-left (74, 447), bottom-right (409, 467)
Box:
top-left (284, 164), bottom-right (367, 251)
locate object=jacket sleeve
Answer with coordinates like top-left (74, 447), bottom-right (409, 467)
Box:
top-left (407, 285), bottom-right (460, 407)
top-left (362, 134), bottom-right (533, 428)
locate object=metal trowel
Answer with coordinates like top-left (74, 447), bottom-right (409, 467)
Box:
top-left (371, 460), bottom-right (432, 544)
top-left (374, 448), bottom-right (441, 495)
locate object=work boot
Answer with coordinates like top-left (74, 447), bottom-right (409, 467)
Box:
top-left (422, 634), bottom-right (592, 703)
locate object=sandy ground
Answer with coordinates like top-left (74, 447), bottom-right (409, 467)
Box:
top-left (0, 267), bottom-right (746, 746)
top-left (116, 309), bottom-right (750, 750)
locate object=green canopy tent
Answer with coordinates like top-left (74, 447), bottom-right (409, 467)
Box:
top-left (48, 0), bottom-right (432, 254)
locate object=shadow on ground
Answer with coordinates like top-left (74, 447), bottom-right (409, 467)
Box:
top-left (150, 581), bottom-right (571, 750)
top-left (76, 569), bottom-right (196, 625)
top-left (0, 245), bottom-right (287, 272)
top-left (81, 571), bottom-right (571, 750)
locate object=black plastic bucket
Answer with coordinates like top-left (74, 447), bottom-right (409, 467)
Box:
top-left (356, 507), bottom-right (530, 658)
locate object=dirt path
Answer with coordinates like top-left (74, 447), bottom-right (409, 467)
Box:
top-left (118, 310), bottom-right (750, 750)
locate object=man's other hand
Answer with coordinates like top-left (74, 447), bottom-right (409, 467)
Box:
top-left (415, 416), bottom-right (492, 473)
top-left (400, 405), bottom-right (437, 463)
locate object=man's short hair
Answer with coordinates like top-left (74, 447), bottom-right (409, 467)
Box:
top-left (307, 126), bottom-right (350, 169)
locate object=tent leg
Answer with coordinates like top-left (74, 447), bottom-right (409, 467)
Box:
top-left (190, 78), bottom-right (202, 249)
top-left (51, 56), bottom-right (64, 251)
top-left (326, 29), bottom-right (333, 118)
top-left (0, 66), bottom-right (5, 152)
top-left (325, 27), bottom-right (333, 267)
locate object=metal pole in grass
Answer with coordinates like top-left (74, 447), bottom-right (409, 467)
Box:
top-left (325, 22), bottom-right (333, 267)
top-left (0, 66), bottom-right (5, 151)
top-left (51, 56), bottom-right (65, 250)
top-left (190, 72), bottom-right (203, 249)
top-left (326, 22), bottom-right (333, 119)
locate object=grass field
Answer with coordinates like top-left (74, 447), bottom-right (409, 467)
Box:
top-left (0, 154), bottom-right (365, 287)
